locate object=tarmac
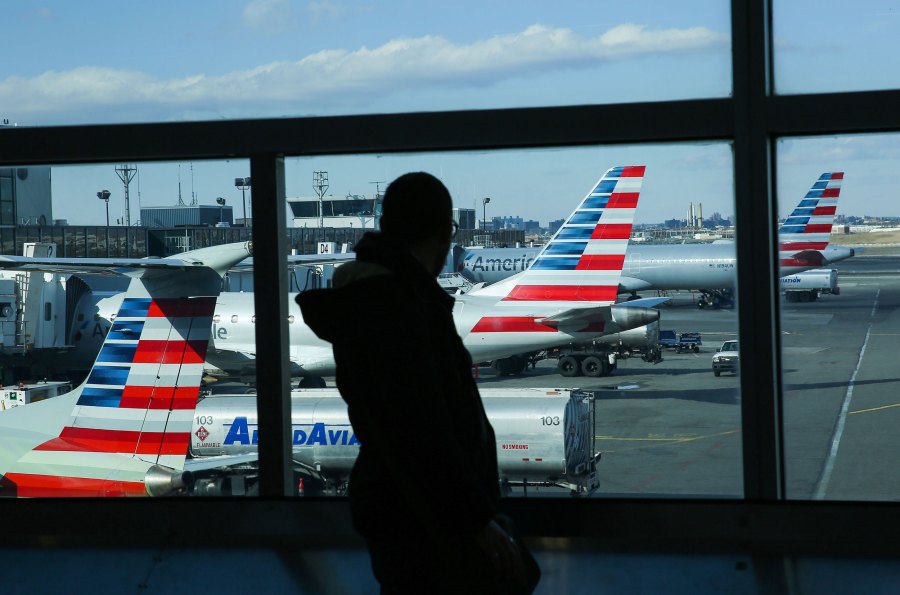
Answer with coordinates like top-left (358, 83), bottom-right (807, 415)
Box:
top-left (472, 253), bottom-right (900, 501)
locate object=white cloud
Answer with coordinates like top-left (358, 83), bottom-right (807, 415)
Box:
top-left (242, 0), bottom-right (298, 33)
top-left (1, 23), bottom-right (727, 123)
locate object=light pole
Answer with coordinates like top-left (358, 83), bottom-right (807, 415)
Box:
top-left (97, 189), bottom-right (111, 226)
top-left (482, 197), bottom-right (491, 230)
top-left (216, 197), bottom-right (226, 225)
top-left (234, 177), bottom-right (251, 227)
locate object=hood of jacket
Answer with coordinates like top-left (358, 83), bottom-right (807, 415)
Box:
top-left (297, 232), bottom-right (454, 344)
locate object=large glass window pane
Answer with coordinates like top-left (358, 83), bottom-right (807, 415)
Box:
top-left (778, 134), bottom-right (900, 500)
top-left (285, 143), bottom-right (741, 498)
top-left (6, 2), bottom-right (730, 126)
top-left (0, 159), bottom-right (258, 497)
top-left (774, 0), bottom-right (900, 94)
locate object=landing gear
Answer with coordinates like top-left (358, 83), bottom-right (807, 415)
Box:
top-left (298, 376), bottom-right (327, 389)
top-left (492, 355), bottom-right (527, 376)
top-left (698, 289), bottom-right (734, 309)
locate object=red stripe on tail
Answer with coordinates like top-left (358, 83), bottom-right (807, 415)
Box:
top-left (503, 285), bottom-right (618, 302)
top-left (576, 255), bottom-right (625, 270)
top-left (3, 473), bottom-right (146, 497)
top-left (590, 224), bottom-right (632, 240)
top-left (619, 166), bottom-right (645, 177)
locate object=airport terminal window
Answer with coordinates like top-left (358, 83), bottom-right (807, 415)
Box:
top-left (285, 144), bottom-right (743, 499)
top-left (777, 134), bottom-right (900, 501)
top-left (6, 3), bottom-right (731, 127)
top-left (773, 0), bottom-right (900, 95)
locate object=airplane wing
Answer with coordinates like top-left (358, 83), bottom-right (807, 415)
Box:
top-left (231, 253), bottom-right (355, 271)
top-left (0, 242), bottom-right (252, 278)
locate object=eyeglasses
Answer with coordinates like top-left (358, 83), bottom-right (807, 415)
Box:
top-left (451, 220), bottom-right (459, 240)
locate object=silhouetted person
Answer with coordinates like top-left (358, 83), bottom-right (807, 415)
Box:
top-left (298, 172), bottom-right (535, 594)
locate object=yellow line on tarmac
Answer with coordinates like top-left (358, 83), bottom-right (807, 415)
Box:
top-left (849, 402), bottom-right (900, 415)
top-left (594, 430), bottom-right (740, 452)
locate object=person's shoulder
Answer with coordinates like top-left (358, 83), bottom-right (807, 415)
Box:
top-left (333, 260), bottom-right (393, 288)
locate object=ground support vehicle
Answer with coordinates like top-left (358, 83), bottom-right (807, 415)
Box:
top-left (712, 340), bottom-right (739, 376)
top-left (658, 330), bottom-right (678, 349)
top-left (780, 268), bottom-right (839, 303)
top-left (188, 388), bottom-right (601, 497)
top-left (676, 332), bottom-right (702, 353)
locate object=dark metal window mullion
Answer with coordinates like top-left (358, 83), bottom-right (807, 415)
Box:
top-left (732, 0), bottom-right (784, 500)
top-left (250, 154), bottom-right (294, 497)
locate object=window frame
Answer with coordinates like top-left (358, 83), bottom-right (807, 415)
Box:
top-left (1, 0), bottom-right (900, 555)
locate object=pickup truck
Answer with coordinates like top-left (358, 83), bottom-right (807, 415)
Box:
top-left (712, 340), bottom-right (739, 376)
top-left (676, 332), bottom-right (702, 353)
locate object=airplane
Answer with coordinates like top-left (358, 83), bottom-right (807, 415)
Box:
top-left (0, 242), bottom-right (252, 497)
top-left (13, 166), bottom-right (661, 387)
top-left (459, 172), bottom-right (853, 308)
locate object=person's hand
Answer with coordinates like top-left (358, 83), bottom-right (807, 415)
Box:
top-left (475, 520), bottom-right (528, 592)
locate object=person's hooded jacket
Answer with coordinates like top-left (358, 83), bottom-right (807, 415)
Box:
top-left (296, 232), bottom-right (500, 539)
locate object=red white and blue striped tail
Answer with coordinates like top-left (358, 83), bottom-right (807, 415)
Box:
top-left (0, 243), bottom-right (250, 497)
top-left (779, 172), bottom-right (842, 253)
top-left (477, 165), bottom-right (643, 306)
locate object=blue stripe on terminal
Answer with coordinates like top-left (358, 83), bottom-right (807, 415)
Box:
top-left (87, 366), bottom-right (131, 386)
top-left (544, 242), bottom-right (588, 255)
top-left (108, 321), bottom-right (144, 341)
top-left (117, 298), bottom-right (151, 318)
top-left (77, 386), bottom-right (123, 407)
top-left (556, 227), bottom-right (595, 240)
top-left (569, 211), bottom-right (603, 225)
top-left (96, 344), bottom-right (138, 363)
top-left (593, 180), bottom-right (617, 194)
top-left (780, 226), bottom-right (806, 234)
top-left (532, 258), bottom-right (579, 270)
top-left (581, 196), bottom-right (609, 209)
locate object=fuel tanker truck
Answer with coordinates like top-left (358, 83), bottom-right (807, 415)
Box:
top-left (186, 388), bottom-right (600, 498)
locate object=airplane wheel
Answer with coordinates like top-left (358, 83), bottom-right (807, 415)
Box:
top-left (581, 356), bottom-right (604, 377)
top-left (298, 376), bottom-right (327, 389)
top-left (558, 356), bottom-right (581, 377)
top-left (714, 370), bottom-right (721, 377)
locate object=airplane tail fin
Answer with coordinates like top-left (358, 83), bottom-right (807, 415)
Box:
top-left (2, 242), bottom-right (251, 497)
top-left (779, 172), bottom-right (842, 252)
top-left (472, 166), bottom-right (644, 307)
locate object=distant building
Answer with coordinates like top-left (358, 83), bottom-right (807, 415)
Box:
top-left (547, 219), bottom-right (565, 234)
top-left (0, 167), bottom-right (52, 227)
top-left (492, 216), bottom-right (524, 230)
top-left (141, 204), bottom-right (233, 228)
top-left (288, 194), bottom-right (382, 229)
top-left (453, 208), bottom-right (476, 230)
top-left (524, 220), bottom-right (541, 233)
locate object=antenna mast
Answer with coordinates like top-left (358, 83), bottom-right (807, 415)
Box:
top-left (177, 164), bottom-right (185, 206)
top-left (313, 171), bottom-right (329, 228)
top-left (115, 164), bottom-right (138, 226)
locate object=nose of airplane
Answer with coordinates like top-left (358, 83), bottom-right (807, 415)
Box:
top-left (609, 304), bottom-right (660, 332)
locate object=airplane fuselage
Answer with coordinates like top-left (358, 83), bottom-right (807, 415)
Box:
top-left (462, 243), bottom-right (855, 291)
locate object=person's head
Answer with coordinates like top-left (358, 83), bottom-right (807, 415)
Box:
top-left (380, 172), bottom-right (455, 276)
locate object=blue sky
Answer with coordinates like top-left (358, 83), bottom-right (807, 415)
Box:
top-left (3, 1), bottom-right (898, 225)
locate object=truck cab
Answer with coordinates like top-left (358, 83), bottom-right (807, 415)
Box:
top-left (712, 340), bottom-right (739, 376)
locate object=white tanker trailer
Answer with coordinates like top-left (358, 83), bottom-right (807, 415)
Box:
top-left (187, 388), bottom-right (600, 497)
top-left (780, 268), bottom-right (839, 303)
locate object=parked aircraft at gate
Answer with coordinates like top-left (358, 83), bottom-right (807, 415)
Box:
top-left (461, 172), bottom-right (853, 305)
top-left (0, 243), bottom-right (251, 497)
top-left (25, 166), bottom-right (662, 385)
